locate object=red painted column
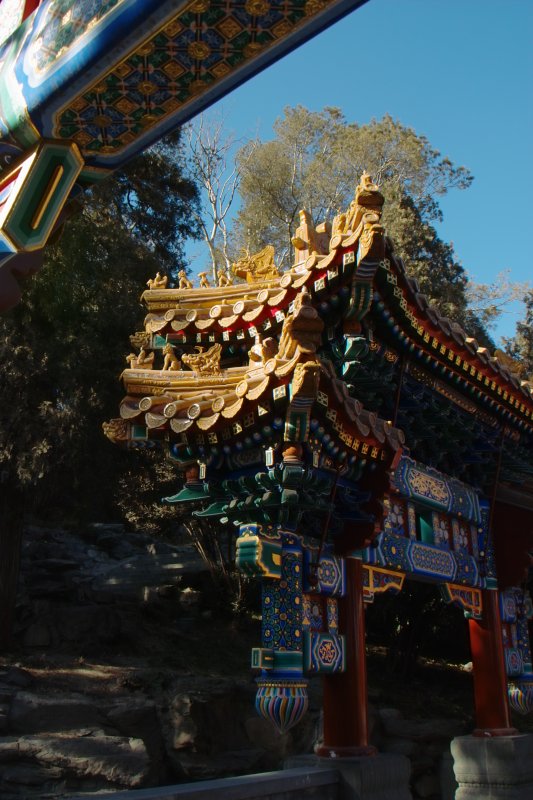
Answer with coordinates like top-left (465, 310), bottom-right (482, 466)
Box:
top-left (469, 589), bottom-right (517, 736)
top-left (23, 1), bottom-right (42, 19)
top-left (316, 557), bottom-right (376, 757)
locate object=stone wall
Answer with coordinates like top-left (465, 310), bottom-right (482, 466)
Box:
top-left (369, 707), bottom-right (462, 799)
top-left (0, 524), bottom-right (467, 799)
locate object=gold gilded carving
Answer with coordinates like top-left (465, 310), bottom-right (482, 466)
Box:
top-left (291, 209), bottom-right (331, 262)
top-left (248, 334), bottom-right (278, 368)
top-left (188, 41), bottom-right (211, 60)
top-left (493, 349), bottom-right (528, 378)
top-left (162, 343), bottom-right (181, 371)
top-left (198, 271), bottom-right (211, 288)
top-left (130, 331), bottom-right (150, 349)
top-left (245, 0), bottom-right (270, 14)
top-left (217, 269), bottom-right (233, 287)
top-left (291, 360), bottom-right (321, 399)
top-left (232, 245), bottom-right (279, 284)
top-left (146, 272), bottom-right (168, 290)
top-left (182, 343), bottom-right (222, 374)
top-left (102, 418), bottom-right (128, 442)
top-left (189, 0), bottom-right (209, 12)
top-left (178, 270), bottom-right (194, 289)
top-left (277, 288), bottom-right (324, 362)
top-left (332, 172), bottom-right (385, 260)
top-left (126, 345), bottom-right (155, 369)
top-left (343, 172), bottom-right (384, 233)
top-left (408, 468), bottom-right (450, 506)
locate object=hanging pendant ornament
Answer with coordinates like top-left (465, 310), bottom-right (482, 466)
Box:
top-left (255, 679), bottom-right (309, 734)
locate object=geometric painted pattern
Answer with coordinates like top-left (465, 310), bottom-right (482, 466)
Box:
top-left (53, 0), bottom-right (360, 158)
top-left (504, 588), bottom-right (533, 715)
top-left (302, 579), bottom-right (345, 673)
top-left (302, 548), bottom-right (345, 596)
top-left (303, 629), bottom-right (345, 673)
top-left (370, 531), bottom-right (481, 588)
top-left (501, 588), bottom-right (533, 696)
top-left (391, 456), bottom-right (481, 524)
top-left (32, 1), bottom-right (123, 75)
top-left (440, 583), bottom-right (482, 619)
top-left (363, 566), bottom-right (405, 603)
top-left (382, 494), bottom-right (407, 537)
top-left (262, 532), bottom-right (303, 654)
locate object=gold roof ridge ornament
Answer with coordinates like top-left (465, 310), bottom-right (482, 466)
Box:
top-left (330, 171), bottom-right (385, 253)
top-left (146, 272), bottom-right (168, 290)
top-left (232, 245), bottom-right (279, 284)
top-left (182, 343), bottom-right (223, 375)
top-left (493, 349), bottom-right (529, 380)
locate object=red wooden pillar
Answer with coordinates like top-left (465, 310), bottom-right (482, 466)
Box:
top-left (469, 589), bottom-right (517, 736)
top-left (316, 557), bottom-right (376, 757)
top-left (23, 1), bottom-right (42, 19)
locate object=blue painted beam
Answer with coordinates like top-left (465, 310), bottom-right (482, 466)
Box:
top-left (0, 0), bottom-right (369, 309)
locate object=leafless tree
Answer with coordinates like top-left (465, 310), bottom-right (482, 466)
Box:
top-left (185, 113), bottom-right (256, 282)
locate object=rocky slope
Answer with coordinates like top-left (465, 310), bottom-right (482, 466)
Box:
top-left (0, 523), bottom-right (467, 799)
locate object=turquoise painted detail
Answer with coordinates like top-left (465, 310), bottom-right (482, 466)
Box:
top-left (1, 141), bottom-right (83, 250)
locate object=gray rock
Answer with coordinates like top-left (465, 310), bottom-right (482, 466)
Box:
top-left (90, 550), bottom-right (206, 602)
top-left (10, 731), bottom-right (149, 787)
top-left (378, 707), bottom-right (403, 721)
top-left (35, 559), bottom-right (79, 572)
top-left (414, 772), bottom-right (440, 798)
top-left (410, 754), bottom-right (436, 777)
top-left (88, 523), bottom-right (126, 534)
top-left (9, 692), bottom-right (105, 734)
top-left (382, 737), bottom-right (418, 757)
top-left (0, 737), bottom-right (22, 762)
top-left (23, 623), bottom-right (51, 648)
top-left (244, 716), bottom-right (292, 760)
top-left (383, 715), bottom-right (464, 742)
top-left (167, 677), bottom-right (254, 757)
top-left (0, 703), bottom-right (9, 734)
top-left (179, 587), bottom-right (202, 609)
top-left (2, 763), bottom-right (62, 785)
top-left (105, 700), bottom-right (165, 765)
top-left (53, 606), bottom-right (122, 644)
top-left (0, 668), bottom-right (32, 688)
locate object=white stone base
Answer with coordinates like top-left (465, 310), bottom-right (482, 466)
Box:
top-left (451, 734), bottom-right (533, 799)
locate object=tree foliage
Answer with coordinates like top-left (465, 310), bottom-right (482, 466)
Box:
top-left (234, 107), bottom-right (495, 336)
top-left (503, 290), bottom-right (533, 377)
top-left (0, 131), bottom-right (200, 645)
top-left (184, 114), bottom-right (254, 280)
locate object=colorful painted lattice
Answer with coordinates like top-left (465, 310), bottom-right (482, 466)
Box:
top-left (391, 456), bottom-right (481, 523)
top-left (501, 587), bottom-right (533, 711)
top-left (362, 566), bottom-right (405, 603)
top-left (238, 524), bottom-right (347, 732)
top-left (369, 531), bottom-right (481, 587)
top-left (441, 583), bottom-right (482, 619)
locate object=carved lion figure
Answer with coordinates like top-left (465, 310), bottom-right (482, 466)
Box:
top-left (162, 343), bottom-right (181, 371)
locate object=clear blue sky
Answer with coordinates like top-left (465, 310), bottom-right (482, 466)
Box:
top-left (190, 0), bottom-right (532, 343)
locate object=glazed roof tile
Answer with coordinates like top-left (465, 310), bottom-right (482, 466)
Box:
top-left (110, 174), bottom-right (531, 455)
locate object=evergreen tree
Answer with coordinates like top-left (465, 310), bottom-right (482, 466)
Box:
top-left (234, 107), bottom-right (493, 338)
top-left (0, 131), bottom-right (200, 646)
top-left (503, 291), bottom-right (533, 377)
